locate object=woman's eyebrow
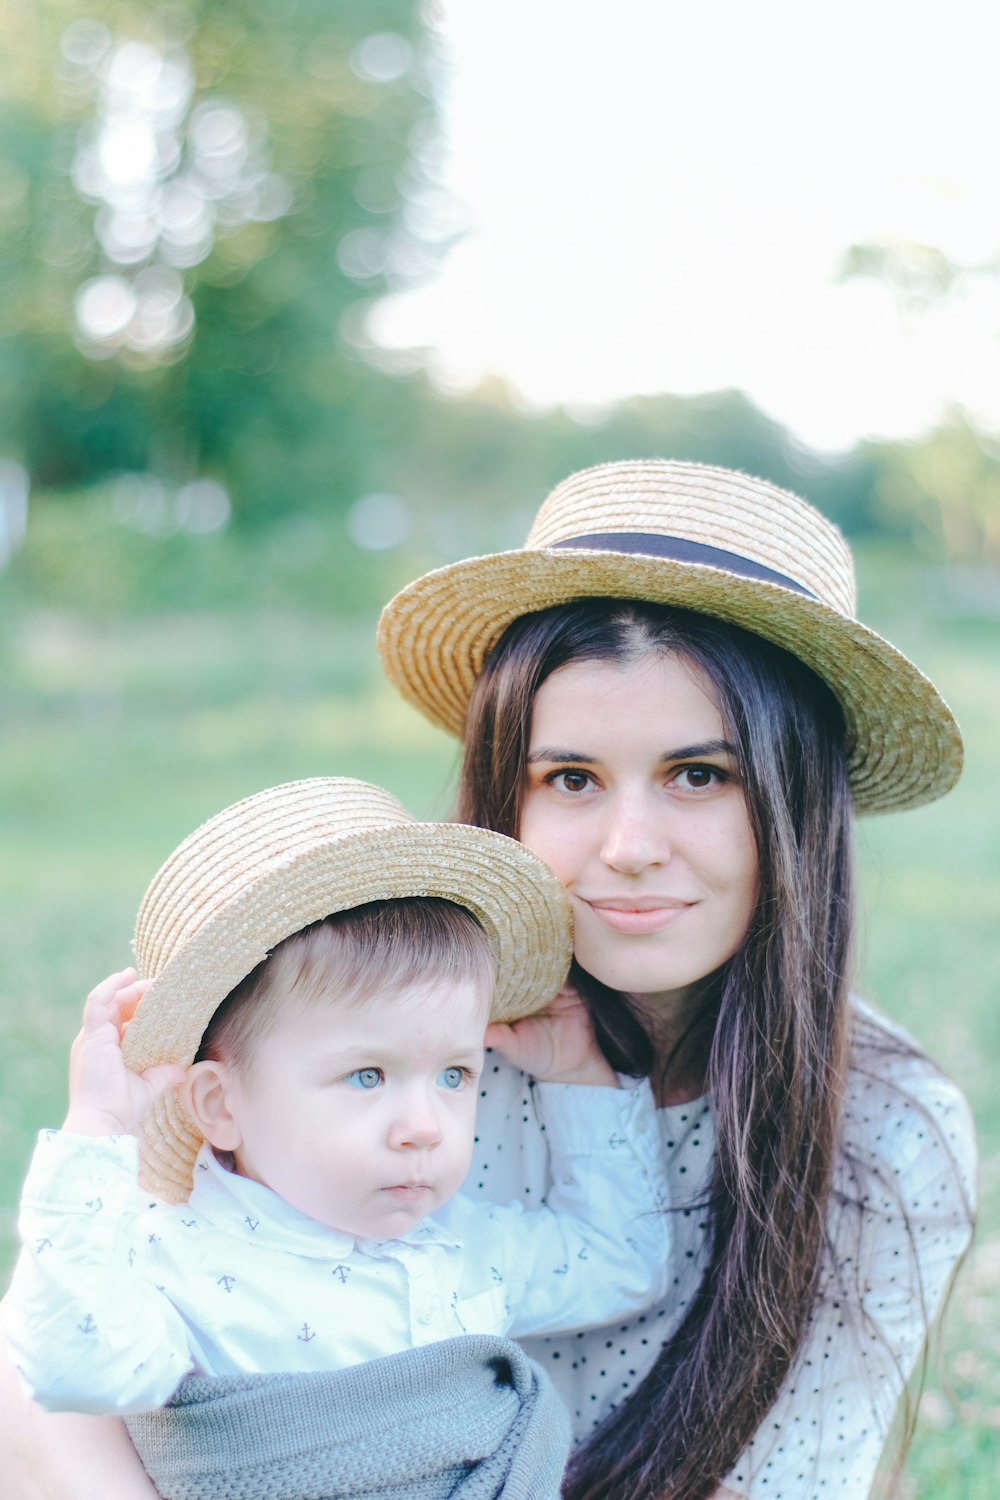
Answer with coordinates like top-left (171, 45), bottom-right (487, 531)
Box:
top-left (663, 739), bottom-right (737, 760)
top-left (527, 738), bottom-right (737, 765)
top-left (526, 746), bottom-right (595, 764)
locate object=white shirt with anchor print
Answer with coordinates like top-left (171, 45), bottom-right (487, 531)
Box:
top-left (1, 1079), bottom-right (670, 1415)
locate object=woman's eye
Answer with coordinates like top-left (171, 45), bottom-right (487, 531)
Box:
top-left (345, 1067), bottom-right (383, 1090)
top-left (548, 769), bottom-right (593, 793)
top-left (437, 1066), bottom-right (466, 1090)
top-left (675, 764), bottom-right (722, 789)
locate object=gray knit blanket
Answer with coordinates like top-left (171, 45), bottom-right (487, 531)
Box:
top-left (124, 1335), bottom-right (570, 1500)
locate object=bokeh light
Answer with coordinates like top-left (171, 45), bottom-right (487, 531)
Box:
top-left (0, 460), bottom-right (29, 569)
top-left (346, 492), bottom-right (410, 550)
top-left (349, 32), bottom-right (414, 85)
top-left (64, 29), bottom-right (291, 359)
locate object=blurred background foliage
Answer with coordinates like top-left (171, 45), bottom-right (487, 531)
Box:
top-left (0, 2), bottom-right (998, 1493)
top-left (0, 0), bottom-right (440, 534)
top-left (0, 0), bottom-right (996, 603)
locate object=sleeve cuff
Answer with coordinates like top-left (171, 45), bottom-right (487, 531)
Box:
top-left (19, 1129), bottom-right (141, 1216)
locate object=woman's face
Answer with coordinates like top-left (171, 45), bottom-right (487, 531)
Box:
top-left (518, 652), bottom-right (759, 1009)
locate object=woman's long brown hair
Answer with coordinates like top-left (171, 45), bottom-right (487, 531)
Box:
top-left (456, 599), bottom-right (856, 1500)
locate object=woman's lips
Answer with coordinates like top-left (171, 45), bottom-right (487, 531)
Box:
top-left (581, 897), bottom-right (694, 935)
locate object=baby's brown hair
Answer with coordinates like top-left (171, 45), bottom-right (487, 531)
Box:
top-left (195, 897), bottom-right (495, 1072)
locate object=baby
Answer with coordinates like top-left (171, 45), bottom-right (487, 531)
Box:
top-left (2, 779), bottom-right (669, 1463)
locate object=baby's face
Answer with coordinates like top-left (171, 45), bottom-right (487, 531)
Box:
top-left (221, 976), bottom-right (491, 1239)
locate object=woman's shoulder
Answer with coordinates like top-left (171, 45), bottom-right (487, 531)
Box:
top-left (845, 995), bottom-right (972, 1114)
top-left (842, 995), bottom-right (976, 1210)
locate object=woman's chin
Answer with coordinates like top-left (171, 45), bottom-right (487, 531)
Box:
top-left (579, 953), bottom-right (699, 1009)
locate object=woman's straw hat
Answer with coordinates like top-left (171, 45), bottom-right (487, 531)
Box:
top-left (122, 777), bottom-right (572, 1201)
top-left (378, 460), bottom-right (962, 813)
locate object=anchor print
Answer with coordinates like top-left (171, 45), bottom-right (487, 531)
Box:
top-left (331, 1265), bottom-right (351, 1284)
top-left (244, 1217), bottom-right (259, 1232)
top-left (84, 1198), bottom-right (103, 1212)
top-left (35, 1238), bottom-right (52, 1255)
top-left (607, 1133), bottom-right (627, 1150)
top-left (217, 1274), bottom-right (236, 1294)
top-left (77, 1313), bottom-right (97, 1335)
top-left (181, 1219), bottom-right (198, 1229)
top-left (297, 1323), bottom-right (316, 1342)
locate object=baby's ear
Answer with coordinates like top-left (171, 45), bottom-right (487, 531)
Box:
top-left (183, 1060), bottom-right (243, 1151)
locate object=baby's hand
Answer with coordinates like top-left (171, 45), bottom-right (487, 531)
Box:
top-left (485, 985), bottom-right (618, 1087)
top-left (63, 968), bottom-right (186, 1137)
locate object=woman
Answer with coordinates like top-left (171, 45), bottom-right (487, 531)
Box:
top-left (377, 459), bottom-right (976, 1498)
top-left (1, 459), bottom-right (975, 1499)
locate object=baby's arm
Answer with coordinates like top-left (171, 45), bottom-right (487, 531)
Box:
top-left (480, 985), bottom-right (671, 1337)
top-left (2, 971), bottom-right (197, 1414)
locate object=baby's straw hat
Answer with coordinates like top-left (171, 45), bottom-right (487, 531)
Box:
top-left (378, 459), bottom-right (962, 813)
top-left (122, 777), bottom-right (572, 1202)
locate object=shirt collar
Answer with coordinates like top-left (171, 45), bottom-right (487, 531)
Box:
top-left (188, 1146), bottom-right (358, 1258)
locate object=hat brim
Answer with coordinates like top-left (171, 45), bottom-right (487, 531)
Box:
top-left (122, 820), bottom-right (572, 1202)
top-left (125, 822), bottom-right (573, 1073)
top-left (377, 547), bottom-right (963, 814)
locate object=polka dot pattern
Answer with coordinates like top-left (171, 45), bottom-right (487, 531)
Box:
top-left (466, 1001), bottom-right (975, 1498)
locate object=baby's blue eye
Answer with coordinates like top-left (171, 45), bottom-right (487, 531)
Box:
top-left (438, 1066), bottom-right (464, 1090)
top-left (346, 1067), bottom-right (382, 1090)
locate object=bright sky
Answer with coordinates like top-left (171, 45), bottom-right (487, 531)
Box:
top-left (374, 0), bottom-right (1000, 452)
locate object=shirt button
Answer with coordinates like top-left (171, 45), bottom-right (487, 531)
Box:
top-left (416, 1303), bottom-right (434, 1324)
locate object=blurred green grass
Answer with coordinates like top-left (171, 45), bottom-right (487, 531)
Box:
top-left (0, 536), bottom-right (997, 1492)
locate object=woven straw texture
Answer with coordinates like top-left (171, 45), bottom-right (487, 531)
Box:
top-left (121, 777), bottom-right (572, 1201)
top-left (377, 460), bottom-right (962, 814)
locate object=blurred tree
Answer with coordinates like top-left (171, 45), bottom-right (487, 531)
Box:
top-left (867, 416), bottom-right (1000, 563)
top-left (355, 376), bottom-right (882, 563)
top-left (840, 235), bottom-right (1000, 561)
top-left (1, 1), bottom-right (970, 573)
top-left (838, 238), bottom-right (964, 311)
top-left (0, 0), bottom-right (445, 523)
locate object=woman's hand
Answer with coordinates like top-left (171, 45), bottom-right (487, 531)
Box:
top-left (63, 968), bottom-right (185, 1137)
top-left (485, 984), bottom-right (619, 1087)
top-left (0, 1341), bottom-right (160, 1499)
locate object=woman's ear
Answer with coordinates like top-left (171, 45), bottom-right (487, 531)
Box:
top-left (183, 1060), bottom-right (243, 1151)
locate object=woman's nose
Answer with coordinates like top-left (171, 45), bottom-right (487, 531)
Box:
top-left (600, 792), bottom-right (668, 874)
top-left (389, 1092), bottom-right (443, 1151)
